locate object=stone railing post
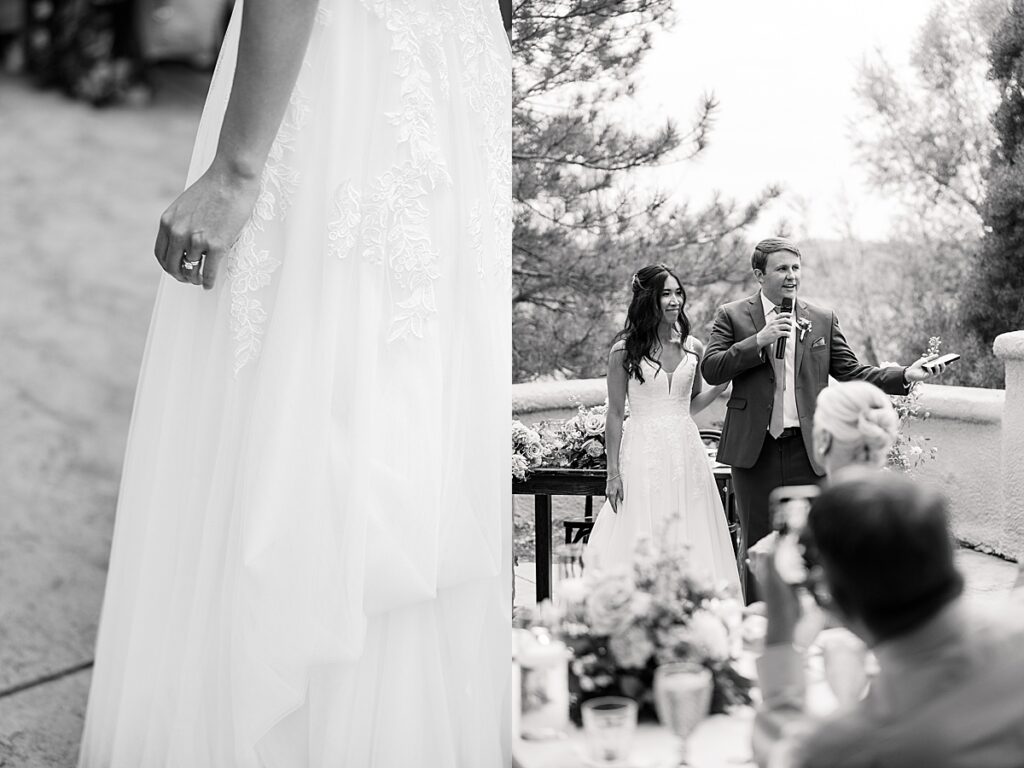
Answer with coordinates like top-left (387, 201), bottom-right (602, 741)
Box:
top-left (994, 331), bottom-right (1024, 560)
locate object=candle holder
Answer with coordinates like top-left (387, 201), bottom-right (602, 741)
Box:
top-left (517, 627), bottom-right (570, 740)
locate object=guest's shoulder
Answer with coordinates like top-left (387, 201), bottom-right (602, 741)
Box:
top-left (683, 336), bottom-right (704, 356)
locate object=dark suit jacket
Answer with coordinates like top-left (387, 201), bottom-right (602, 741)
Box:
top-left (701, 293), bottom-right (908, 475)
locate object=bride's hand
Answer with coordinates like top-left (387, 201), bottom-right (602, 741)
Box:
top-left (154, 163), bottom-right (262, 289)
top-left (605, 474), bottom-right (624, 512)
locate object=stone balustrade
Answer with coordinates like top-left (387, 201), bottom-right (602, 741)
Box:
top-left (513, 332), bottom-right (1024, 561)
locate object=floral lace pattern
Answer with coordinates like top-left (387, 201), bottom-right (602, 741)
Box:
top-left (327, 181), bottom-right (362, 260)
top-left (442, 0), bottom-right (512, 280)
top-left (324, 0), bottom-right (452, 342)
top-left (229, 0), bottom-right (510, 369)
top-left (227, 63), bottom-right (312, 375)
top-left (621, 356), bottom-right (698, 486)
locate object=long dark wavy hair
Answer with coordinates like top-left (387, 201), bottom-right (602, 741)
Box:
top-left (615, 263), bottom-right (692, 383)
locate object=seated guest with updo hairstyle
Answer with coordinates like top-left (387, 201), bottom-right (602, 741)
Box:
top-left (812, 381), bottom-right (899, 478)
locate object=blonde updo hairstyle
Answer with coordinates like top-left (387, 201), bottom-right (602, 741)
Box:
top-left (813, 381), bottom-right (899, 473)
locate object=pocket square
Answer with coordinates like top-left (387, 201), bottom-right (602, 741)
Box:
top-left (812, 336), bottom-right (826, 348)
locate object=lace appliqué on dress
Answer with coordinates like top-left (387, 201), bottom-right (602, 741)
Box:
top-left (227, 70), bottom-right (312, 375)
top-left (228, 227), bottom-right (283, 372)
top-left (442, 0), bottom-right (512, 281)
top-left (328, 0), bottom-right (451, 342)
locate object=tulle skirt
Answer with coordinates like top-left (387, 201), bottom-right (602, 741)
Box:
top-left (585, 415), bottom-right (741, 593)
top-left (78, 1), bottom-right (512, 766)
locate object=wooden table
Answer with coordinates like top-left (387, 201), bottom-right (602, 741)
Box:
top-left (513, 464), bottom-right (741, 602)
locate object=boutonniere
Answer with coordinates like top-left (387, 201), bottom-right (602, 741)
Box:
top-left (796, 318), bottom-right (812, 342)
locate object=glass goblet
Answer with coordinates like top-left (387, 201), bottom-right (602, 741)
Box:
top-left (653, 661), bottom-right (713, 766)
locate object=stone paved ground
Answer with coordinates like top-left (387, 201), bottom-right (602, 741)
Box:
top-left (0, 66), bottom-right (208, 768)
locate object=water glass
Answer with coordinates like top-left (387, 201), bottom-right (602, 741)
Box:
top-left (580, 696), bottom-right (638, 765)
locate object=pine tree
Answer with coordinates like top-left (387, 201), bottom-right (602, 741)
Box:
top-left (512, 0), bottom-right (778, 380)
top-left (966, 0), bottom-right (1024, 356)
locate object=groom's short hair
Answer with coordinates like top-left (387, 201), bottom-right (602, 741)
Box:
top-left (751, 237), bottom-right (802, 273)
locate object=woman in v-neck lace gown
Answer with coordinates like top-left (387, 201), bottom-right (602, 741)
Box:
top-left (585, 265), bottom-right (740, 592)
top-left (77, 1), bottom-right (511, 767)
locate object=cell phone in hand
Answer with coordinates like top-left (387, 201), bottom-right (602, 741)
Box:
top-left (924, 352), bottom-right (960, 372)
top-left (768, 485), bottom-right (822, 587)
top-left (769, 485), bottom-right (821, 536)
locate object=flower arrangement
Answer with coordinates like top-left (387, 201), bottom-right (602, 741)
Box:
top-left (512, 402), bottom-right (631, 480)
top-left (537, 403), bottom-right (614, 470)
top-left (512, 420), bottom-right (546, 481)
top-left (883, 336), bottom-right (941, 473)
top-left (515, 537), bottom-right (753, 722)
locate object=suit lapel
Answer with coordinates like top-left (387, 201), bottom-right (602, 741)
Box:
top-left (747, 293), bottom-right (766, 333)
top-left (747, 294), bottom-right (768, 362)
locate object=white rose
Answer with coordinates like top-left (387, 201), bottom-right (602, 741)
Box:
top-left (582, 438), bottom-right (605, 459)
top-left (582, 413), bottom-right (606, 437)
top-left (609, 623), bottom-right (656, 669)
top-left (687, 610), bottom-right (731, 662)
top-left (512, 454), bottom-right (528, 480)
top-left (628, 591), bottom-right (654, 622)
top-left (708, 597), bottom-right (744, 631)
top-left (525, 441), bottom-right (546, 463)
top-left (741, 614), bottom-right (768, 647)
top-left (585, 570), bottom-right (636, 636)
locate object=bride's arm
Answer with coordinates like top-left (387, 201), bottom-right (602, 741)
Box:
top-left (604, 342), bottom-right (628, 512)
top-left (155, 0), bottom-right (321, 288)
top-left (689, 339), bottom-right (729, 415)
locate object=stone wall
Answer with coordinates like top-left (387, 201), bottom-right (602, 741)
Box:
top-left (513, 331), bottom-right (1024, 561)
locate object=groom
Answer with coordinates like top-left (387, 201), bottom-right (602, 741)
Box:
top-left (701, 238), bottom-right (941, 600)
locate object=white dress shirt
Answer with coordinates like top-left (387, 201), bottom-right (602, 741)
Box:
top-left (760, 292), bottom-right (800, 430)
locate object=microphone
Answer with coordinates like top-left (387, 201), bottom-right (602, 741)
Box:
top-left (775, 296), bottom-right (793, 359)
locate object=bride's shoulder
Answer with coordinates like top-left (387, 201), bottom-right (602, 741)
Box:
top-left (682, 336), bottom-right (704, 357)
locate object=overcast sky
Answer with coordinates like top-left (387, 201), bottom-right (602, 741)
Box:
top-left (627, 0), bottom-right (940, 241)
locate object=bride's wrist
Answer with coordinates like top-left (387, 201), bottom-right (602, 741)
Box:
top-left (208, 152), bottom-right (266, 188)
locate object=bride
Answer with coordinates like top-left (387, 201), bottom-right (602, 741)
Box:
top-left (77, 1), bottom-right (511, 766)
top-left (586, 264), bottom-right (741, 592)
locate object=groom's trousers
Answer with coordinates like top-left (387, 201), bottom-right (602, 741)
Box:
top-left (730, 427), bottom-right (821, 602)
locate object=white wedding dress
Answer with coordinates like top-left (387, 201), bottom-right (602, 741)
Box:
top-left (78, 2), bottom-right (511, 767)
top-left (585, 353), bottom-right (741, 592)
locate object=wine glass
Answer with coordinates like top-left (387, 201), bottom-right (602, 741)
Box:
top-left (653, 662), bottom-right (713, 766)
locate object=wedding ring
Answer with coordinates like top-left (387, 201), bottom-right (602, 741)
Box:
top-left (181, 251), bottom-right (202, 272)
